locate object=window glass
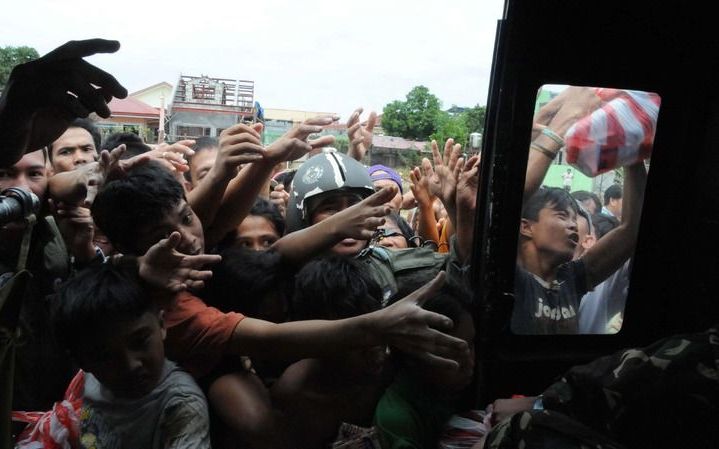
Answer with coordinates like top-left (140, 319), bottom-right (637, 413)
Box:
top-left (512, 85), bottom-right (660, 335)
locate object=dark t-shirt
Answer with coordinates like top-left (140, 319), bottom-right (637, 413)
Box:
top-left (512, 260), bottom-right (588, 335)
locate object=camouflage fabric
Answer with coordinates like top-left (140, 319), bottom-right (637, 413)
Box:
top-left (485, 325), bottom-right (719, 449)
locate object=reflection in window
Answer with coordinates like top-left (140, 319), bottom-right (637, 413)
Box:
top-left (512, 85), bottom-right (660, 335)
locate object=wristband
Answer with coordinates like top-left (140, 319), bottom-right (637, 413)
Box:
top-left (541, 127), bottom-right (565, 147)
top-left (530, 142), bottom-right (558, 160)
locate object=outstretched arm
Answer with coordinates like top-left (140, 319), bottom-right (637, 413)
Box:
top-left (187, 123), bottom-right (264, 234)
top-left (0, 39), bottom-right (127, 166)
top-left (203, 116), bottom-right (338, 248)
top-left (271, 186), bottom-right (395, 265)
top-left (230, 272), bottom-right (469, 368)
top-left (582, 162), bottom-right (647, 289)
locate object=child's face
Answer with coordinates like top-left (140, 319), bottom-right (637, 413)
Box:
top-left (136, 199), bottom-right (205, 256)
top-left (78, 311), bottom-right (166, 399)
top-left (309, 191), bottom-right (367, 256)
top-left (234, 215), bottom-right (280, 251)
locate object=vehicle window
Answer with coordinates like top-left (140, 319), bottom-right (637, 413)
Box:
top-left (512, 84), bottom-right (660, 335)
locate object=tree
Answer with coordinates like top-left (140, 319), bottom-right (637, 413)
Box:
top-left (0, 46), bottom-right (39, 90)
top-left (465, 104), bottom-right (486, 134)
top-left (382, 85), bottom-right (442, 140)
top-left (431, 111), bottom-right (468, 149)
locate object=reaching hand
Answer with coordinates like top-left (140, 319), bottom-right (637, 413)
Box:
top-left (264, 115), bottom-right (339, 163)
top-left (347, 107), bottom-right (377, 161)
top-left (0, 39), bottom-right (127, 166)
top-left (146, 139), bottom-right (197, 174)
top-left (427, 138), bottom-right (464, 215)
top-left (532, 86), bottom-right (606, 139)
top-left (329, 185), bottom-right (396, 241)
top-left (138, 232), bottom-right (222, 293)
top-left (215, 123), bottom-right (265, 179)
top-left (456, 154), bottom-right (481, 213)
top-left (51, 200), bottom-right (96, 263)
top-left (372, 272), bottom-right (469, 368)
top-left (409, 164), bottom-right (437, 209)
top-left (269, 183), bottom-right (290, 217)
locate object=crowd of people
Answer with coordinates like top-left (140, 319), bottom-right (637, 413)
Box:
top-left (2, 39), bottom-right (714, 449)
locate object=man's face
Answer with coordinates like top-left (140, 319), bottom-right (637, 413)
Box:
top-left (234, 215), bottom-right (280, 251)
top-left (309, 191), bottom-right (366, 256)
top-left (608, 197), bottom-right (623, 219)
top-left (189, 148), bottom-right (218, 187)
top-left (0, 149), bottom-right (49, 200)
top-left (372, 178), bottom-right (402, 212)
top-left (136, 200), bottom-right (205, 256)
top-left (50, 127), bottom-right (98, 174)
top-left (376, 219), bottom-right (409, 249)
top-left (524, 204), bottom-right (579, 263)
top-left (78, 311), bottom-right (166, 399)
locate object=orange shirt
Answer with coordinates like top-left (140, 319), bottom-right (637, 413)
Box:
top-left (163, 291), bottom-right (244, 379)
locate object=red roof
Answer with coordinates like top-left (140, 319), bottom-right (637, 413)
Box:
top-left (108, 96), bottom-right (160, 119)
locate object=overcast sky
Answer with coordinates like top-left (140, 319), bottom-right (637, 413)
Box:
top-left (2, 0), bottom-right (505, 121)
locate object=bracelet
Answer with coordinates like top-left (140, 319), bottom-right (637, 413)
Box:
top-left (530, 142), bottom-right (558, 160)
top-left (541, 127), bottom-right (565, 147)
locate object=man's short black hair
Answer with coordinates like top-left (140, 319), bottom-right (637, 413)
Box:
top-left (604, 183), bottom-right (623, 205)
top-left (571, 190), bottom-right (602, 213)
top-left (48, 118), bottom-right (101, 157)
top-left (292, 256), bottom-right (382, 321)
top-left (592, 213), bottom-right (620, 239)
top-left (52, 263), bottom-right (152, 357)
top-left (91, 161), bottom-right (185, 254)
top-left (203, 247), bottom-right (294, 318)
top-left (522, 187), bottom-right (579, 221)
top-left (102, 132), bottom-right (151, 159)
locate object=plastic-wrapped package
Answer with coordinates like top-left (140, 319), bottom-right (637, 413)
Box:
top-left (565, 89), bottom-right (660, 176)
top-left (12, 370), bottom-right (84, 449)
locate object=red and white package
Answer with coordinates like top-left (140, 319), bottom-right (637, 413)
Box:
top-left (12, 370), bottom-right (84, 449)
top-left (565, 89), bottom-right (660, 176)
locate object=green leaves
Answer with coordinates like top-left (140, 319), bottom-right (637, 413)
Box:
top-left (381, 86), bottom-right (486, 147)
top-left (0, 46), bottom-right (39, 90)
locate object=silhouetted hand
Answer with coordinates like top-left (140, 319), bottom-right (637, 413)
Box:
top-left (0, 39), bottom-right (128, 166)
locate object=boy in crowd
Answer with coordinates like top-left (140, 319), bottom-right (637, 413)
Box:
top-left (91, 160), bottom-right (467, 448)
top-left (272, 256), bottom-right (392, 449)
top-left (52, 263), bottom-right (210, 449)
top-left (374, 290), bottom-right (476, 449)
top-left (186, 136), bottom-right (220, 187)
top-left (217, 197), bottom-right (284, 252)
top-left (47, 118), bottom-right (100, 174)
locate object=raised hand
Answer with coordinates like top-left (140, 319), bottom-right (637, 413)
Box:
top-left (51, 200), bottom-right (96, 263)
top-left (269, 183), bottom-right (290, 217)
top-left (264, 115), bottom-right (339, 163)
top-left (347, 107), bottom-right (376, 161)
top-left (214, 123), bottom-right (265, 179)
top-left (138, 232), bottom-right (222, 293)
top-left (372, 272), bottom-right (469, 368)
top-left (428, 138), bottom-right (465, 216)
top-left (0, 39), bottom-right (128, 166)
top-left (330, 185), bottom-right (396, 241)
top-left (146, 139), bottom-right (197, 174)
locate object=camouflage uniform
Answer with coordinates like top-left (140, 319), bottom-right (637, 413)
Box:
top-left (485, 325), bottom-right (719, 449)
